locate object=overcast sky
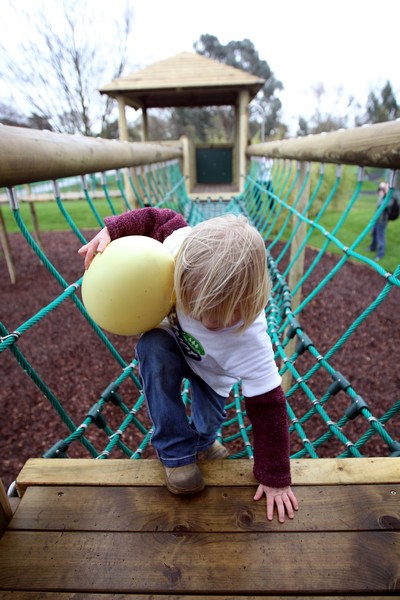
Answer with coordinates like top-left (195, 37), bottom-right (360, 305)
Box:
top-left (2, 0), bottom-right (399, 134)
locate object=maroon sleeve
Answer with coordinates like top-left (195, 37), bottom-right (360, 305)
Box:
top-left (245, 385), bottom-right (291, 488)
top-left (104, 207), bottom-right (188, 243)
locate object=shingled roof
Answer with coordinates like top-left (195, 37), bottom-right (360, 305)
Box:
top-left (99, 52), bottom-right (265, 109)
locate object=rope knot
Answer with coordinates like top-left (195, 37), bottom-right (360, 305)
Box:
top-left (0, 331), bottom-right (21, 344)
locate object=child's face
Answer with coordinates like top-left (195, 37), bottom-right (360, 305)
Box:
top-left (200, 309), bottom-right (241, 331)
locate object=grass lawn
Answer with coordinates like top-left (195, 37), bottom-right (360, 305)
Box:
top-left (307, 191), bottom-right (400, 274)
top-left (1, 198), bottom-right (119, 234)
top-left (266, 163), bottom-right (400, 274)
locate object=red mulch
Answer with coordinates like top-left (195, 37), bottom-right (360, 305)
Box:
top-left (1, 230), bottom-right (399, 491)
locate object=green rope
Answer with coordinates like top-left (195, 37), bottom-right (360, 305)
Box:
top-left (9, 203), bottom-right (141, 385)
top-left (2, 158), bottom-right (399, 466)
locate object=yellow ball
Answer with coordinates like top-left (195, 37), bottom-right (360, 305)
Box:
top-left (81, 236), bottom-right (175, 336)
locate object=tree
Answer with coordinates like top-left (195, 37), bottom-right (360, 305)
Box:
top-left (297, 82), bottom-right (357, 135)
top-left (167, 34), bottom-right (283, 143)
top-left (167, 106), bottom-right (232, 144)
top-left (0, 102), bottom-right (30, 128)
top-left (297, 116), bottom-right (310, 137)
top-left (1, 0), bottom-right (133, 136)
top-left (0, 101), bottom-right (53, 130)
top-left (358, 80), bottom-right (399, 124)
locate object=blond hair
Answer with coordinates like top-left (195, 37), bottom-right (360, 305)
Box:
top-left (174, 214), bottom-right (270, 332)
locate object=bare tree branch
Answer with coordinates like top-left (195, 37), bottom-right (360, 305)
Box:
top-left (0, 0), bottom-right (134, 135)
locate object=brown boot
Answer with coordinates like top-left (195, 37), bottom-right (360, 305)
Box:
top-left (163, 463), bottom-right (205, 495)
top-left (198, 439), bottom-right (229, 460)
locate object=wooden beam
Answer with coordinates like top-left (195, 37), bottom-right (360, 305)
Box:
top-left (247, 120), bottom-right (400, 169)
top-left (238, 89), bottom-right (250, 192)
top-left (15, 457), bottom-right (400, 496)
top-left (0, 590), bottom-right (387, 600)
top-left (9, 483), bottom-right (399, 533)
top-left (0, 125), bottom-right (183, 188)
top-left (1, 529), bottom-right (398, 594)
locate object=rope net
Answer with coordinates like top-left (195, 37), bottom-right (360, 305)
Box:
top-left (1, 158), bottom-right (399, 471)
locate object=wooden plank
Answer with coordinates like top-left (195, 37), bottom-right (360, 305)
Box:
top-left (8, 484), bottom-right (400, 534)
top-left (6, 498), bottom-right (19, 515)
top-left (0, 530), bottom-right (398, 594)
top-left (0, 595), bottom-right (392, 600)
top-left (16, 458), bottom-right (400, 495)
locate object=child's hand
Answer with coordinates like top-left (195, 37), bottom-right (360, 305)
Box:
top-left (254, 484), bottom-right (299, 523)
top-left (78, 227), bottom-right (111, 270)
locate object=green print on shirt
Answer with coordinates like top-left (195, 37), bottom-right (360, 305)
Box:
top-left (183, 332), bottom-right (205, 356)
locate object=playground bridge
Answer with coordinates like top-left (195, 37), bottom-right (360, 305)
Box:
top-left (0, 121), bottom-right (399, 597)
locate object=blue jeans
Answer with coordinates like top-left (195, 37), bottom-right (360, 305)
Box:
top-left (370, 220), bottom-right (387, 258)
top-left (136, 328), bottom-right (227, 467)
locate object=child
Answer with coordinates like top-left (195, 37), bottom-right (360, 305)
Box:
top-left (79, 207), bottom-right (298, 523)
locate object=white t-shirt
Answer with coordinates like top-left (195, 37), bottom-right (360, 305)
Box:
top-left (161, 227), bottom-right (281, 397)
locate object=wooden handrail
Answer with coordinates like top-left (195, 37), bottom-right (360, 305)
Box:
top-left (247, 120), bottom-right (400, 169)
top-left (3, 120), bottom-right (400, 190)
top-left (0, 125), bottom-right (183, 187)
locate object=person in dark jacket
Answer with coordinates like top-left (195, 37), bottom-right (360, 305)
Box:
top-left (368, 181), bottom-right (389, 260)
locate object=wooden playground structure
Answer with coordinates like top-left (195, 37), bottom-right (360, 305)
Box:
top-left (1, 115), bottom-right (400, 597)
top-left (0, 457), bottom-right (399, 596)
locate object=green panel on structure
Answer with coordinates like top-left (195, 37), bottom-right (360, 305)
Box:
top-left (196, 147), bottom-right (233, 184)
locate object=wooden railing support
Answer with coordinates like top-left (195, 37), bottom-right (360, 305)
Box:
top-left (281, 161), bottom-right (310, 393)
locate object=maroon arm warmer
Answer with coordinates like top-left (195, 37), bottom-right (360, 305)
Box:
top-left (245, 385), bottom-right (292, 488)
top-left (104, 207), bottom-right (188, 243)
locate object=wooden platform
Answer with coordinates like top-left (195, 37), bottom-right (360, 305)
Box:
top-left (0, 457), bottom-right (399, 598)
top-left (189, 183), bottom-right (239, 200)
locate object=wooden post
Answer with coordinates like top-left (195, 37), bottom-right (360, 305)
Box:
top-left (233, 100), bottom-right (239, 189)
top-left (237, 90), bottom-right (250, 193)
top-left (27, 184), bottom-right (43, 250)
top-left (28, 203), bottom-right (43, 251)
top-left (180, 135), bottom-right (191, 193)
top-left (117, 96), bottom-right (129, 142)
top-left (0, 207), bottom-right (16, 284)
top-left (281, 161), bottom-right (310, 394)
top-left (129, 167), bottom-right (141, 209)
top-left (117, 95), bottom-right (134, 207)
top-left (141, 108), bottom-right (149, 142)
top-left (0, 480), bottom-right (13, 537)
